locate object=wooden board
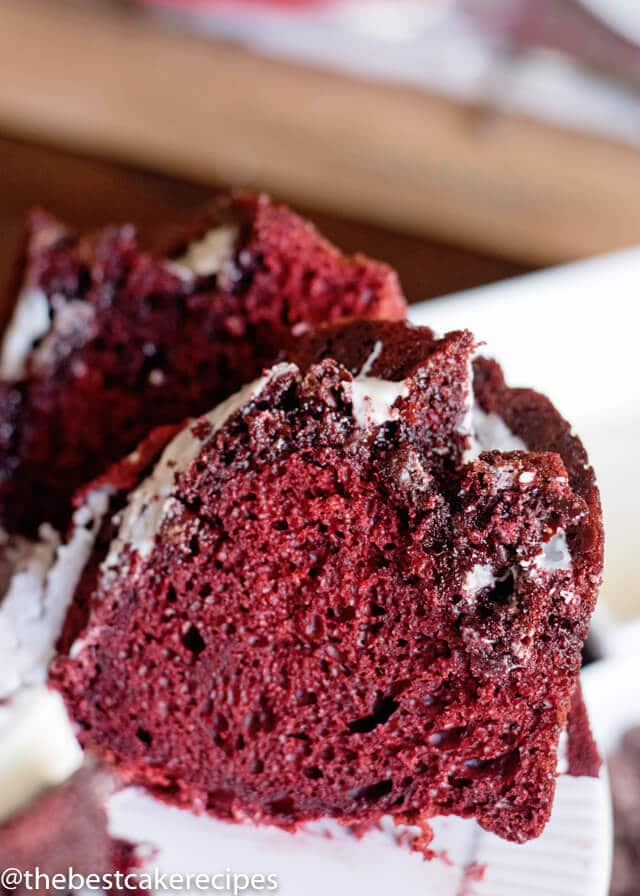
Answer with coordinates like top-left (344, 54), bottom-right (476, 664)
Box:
top-left (0, 134), bottom-right (529, 329)
top-left (1, 0), bottom-right (639, 264)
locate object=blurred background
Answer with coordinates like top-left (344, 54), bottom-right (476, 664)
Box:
top-left (1, 1), bottom-right (640, 892)
top-left (1, 10), bottom-right (639, 593)
top-left (4, 0), bottom-right (640, 310)
top-left (2, 0), bottom-right (640, 607)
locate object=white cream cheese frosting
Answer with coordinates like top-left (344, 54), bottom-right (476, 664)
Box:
top-left (0, 687), bottom-right (83, 823)
top-left (171, 225), bottom-right (239, 279)
top-left (534, 529), bottom-right (572, 572)
top-left (456, 352), bottom-right (476, 444)
top-left (357, 340), bottom-right (383, 378)
top-left (347, 377), bottom-right (409, 428)
top-left (452, 346), bottom-right (527, 462)
top-left (464, 563), bottom-right (496, 595)
top-left (0, 286), bottom-right (50, 380)
top-left (104, 363), bottom-right (298, 567)
top-left (464, 406), bottom-right (527, 461)
top-left (0, 490), bottom-right (110, 699)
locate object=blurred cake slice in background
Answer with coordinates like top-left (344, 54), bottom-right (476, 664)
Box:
top-left (0, 193), bottom-right (406, 536)
top-left (0, 688), bottom-right (138, 891)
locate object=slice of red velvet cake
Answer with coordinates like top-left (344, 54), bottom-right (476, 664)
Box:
top-left (0, 194), bottom-right (406, 536)
top-left (49, 320), bottom-right (603, 847)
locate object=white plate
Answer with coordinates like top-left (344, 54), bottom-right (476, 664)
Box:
top-left (109, 774), bottom-right (610, 896)
top-left (582, 656), bottom-right (640, 756)
top-left (580, 0), bottom-right (640, 45)
top-left (108, 253), bottom-right (629, 895)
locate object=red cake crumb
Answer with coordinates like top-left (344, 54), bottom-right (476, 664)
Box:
top-left (50, 320), bottom-right (603, 847)
top-left (459, 861), bottom-right (487, 896)
top-left (464, 861), bottom-right (486, 881)
top-left (565, 684), bottom-right (601, 778)
top-left (0, 194), bottom-right (405, 535)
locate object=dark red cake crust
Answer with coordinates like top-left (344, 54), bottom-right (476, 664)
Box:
top-left (0, 195), bottom-right (406, 535)
top-left (51, 320), bottom-right (603, 846)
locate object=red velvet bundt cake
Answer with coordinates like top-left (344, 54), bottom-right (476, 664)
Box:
top-left (0, 194), bottom-right (406, 535)
top-left (49, 320), bottom-right (603, 846)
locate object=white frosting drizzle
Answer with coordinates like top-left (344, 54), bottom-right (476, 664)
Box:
top-left (0, 490), bottom-right (110, 699)
top-left (358, 340), bottom-right (383, 377)
top-left (0, 286), bottom-right (50, 380)
top-left (556, 729), bottom-right (569, 775)
top-left (464, 563), bottom-right (495, 594)
top-left (456, 352), bottom-right (476, 441)
top-left (0, 688), bottom-right (82, 823)
top-left (535, 529), bottom-right (572, 572)
top-left (347, 377), bottom-right (409, 428)
top-left (334, 339), bottom-right (409, 428)
top-left (463, 530), bottom-right (573, 599)
top-left (464, 406), bottom-right (527, 462)
top-left (173, 225), bottom-right (238, 278)
top-left (103, 364), bottom-right (297, 567)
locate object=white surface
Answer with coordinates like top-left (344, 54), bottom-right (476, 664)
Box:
top-left (0, 688), bottom-right (83, 823)
top-left (110, 770), bottom-right (610, 896)
top-left (409, 247), bottom-right (640, 619)
top-left (582, 0), bottom-right (640, 44)
top-left (582, 656), bottom-right (640, 756)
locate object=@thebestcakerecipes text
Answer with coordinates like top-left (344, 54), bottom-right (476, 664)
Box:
top-left (0, 866), bottom-right (279, 895)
